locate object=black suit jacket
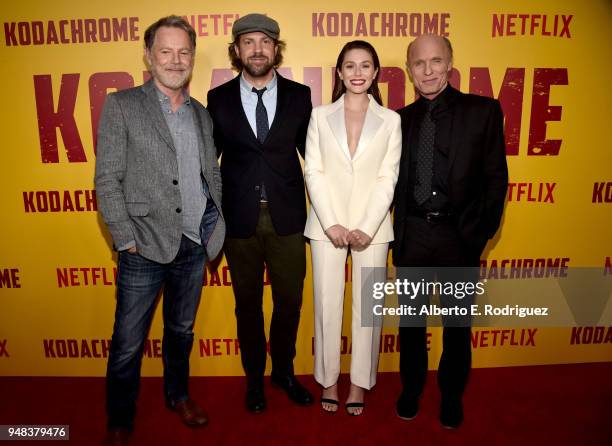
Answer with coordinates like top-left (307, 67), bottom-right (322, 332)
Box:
top-left (392, 85), bottom-right (508, 263)
top-left (206, 73), bottom-right (312, 238)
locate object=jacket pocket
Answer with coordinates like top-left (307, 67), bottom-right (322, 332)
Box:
top-left (126, 202), bottom-right (149, 216)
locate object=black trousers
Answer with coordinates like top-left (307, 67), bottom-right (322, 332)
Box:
top-left (224, 204), bottom-right (306, 387)
top-left (394, 215), bottom-right (480, 401)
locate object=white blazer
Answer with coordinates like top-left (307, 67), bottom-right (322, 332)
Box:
top-left (304, 94), bottom-right (402, 244)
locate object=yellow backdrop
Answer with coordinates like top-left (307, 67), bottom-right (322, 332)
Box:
top-left (0, 0), bottom-right (610, 376)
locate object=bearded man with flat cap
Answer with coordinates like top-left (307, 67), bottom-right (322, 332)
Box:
top-left (393, 34), bottom-right (508, 428)
top-left (206, 13), bottom-right (313, 413)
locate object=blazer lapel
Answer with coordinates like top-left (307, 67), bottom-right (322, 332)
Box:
top-left (326, 97), bottom-right (351, 161)
top-left (352, 96), bottom-right (383, 161)
top-left (229, 76), bottom-right (262, 149)
top-left (264, 72), bottom-right (287, 145)
top-left (398, 105), bottom-right (417, 186)
top-left (443, 86), bottom-right (462, 172)
top-left (191, 104), bottom-right (209, 177)
top-left (141, 80), bottom-right (176, 152)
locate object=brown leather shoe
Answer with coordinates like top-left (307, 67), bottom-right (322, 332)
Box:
top-left (167, 398), bottom-right (209, 427)
top-left (102, 428), bottom-right (130, 446)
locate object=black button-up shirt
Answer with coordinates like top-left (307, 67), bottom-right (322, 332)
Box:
top-left (407, 85), bottom-right (454, 212)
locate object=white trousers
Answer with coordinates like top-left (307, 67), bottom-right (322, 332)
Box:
top-left (311, 240), bottom-right (389, 390)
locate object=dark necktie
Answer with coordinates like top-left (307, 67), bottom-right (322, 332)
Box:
top-left (252, 87), bottom-right (269, 143)
top-left (414, 100), bottom-right (435, 205)
top-left (252, 87), bottom-right (269, 200)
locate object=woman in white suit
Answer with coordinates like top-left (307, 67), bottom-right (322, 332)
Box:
top-left (304, 40), bottom-right (401, 415)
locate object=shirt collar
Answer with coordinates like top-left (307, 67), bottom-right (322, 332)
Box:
top-left (421, 83), bottom-right (450, 108)
top-left (240, 70), bottom-right (277, 94)
top-left (154, 83), bottom-right (191, 105)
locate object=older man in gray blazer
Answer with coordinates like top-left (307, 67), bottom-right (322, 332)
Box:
top-left (95, 16), bottom-right (224, 445)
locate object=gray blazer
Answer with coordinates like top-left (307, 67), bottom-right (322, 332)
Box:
top-left (95, 79), bottom-right (225, 264)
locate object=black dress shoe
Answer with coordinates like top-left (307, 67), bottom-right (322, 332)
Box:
top-left (270, 374), bottom-right (313, 406)
top-left (246, 385), bottom-right (266, 413)
top-left (102, 428), bottom-right (130, 446)
top-left (396, 393), bottom-right (419, 420)
top-left (440, 398), bottom-right (463, 429)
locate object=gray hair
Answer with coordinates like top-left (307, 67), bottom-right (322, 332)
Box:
top-left (144, 15), bottom-right (196, 50)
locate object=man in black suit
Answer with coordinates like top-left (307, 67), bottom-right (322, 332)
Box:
top-left (206, 13), bottom-right (313, 413)
top-left (393, 35), bottom-right (508, 428)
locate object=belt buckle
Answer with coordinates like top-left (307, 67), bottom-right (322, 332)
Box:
top-left (425, 211), bottom-right (441, 224)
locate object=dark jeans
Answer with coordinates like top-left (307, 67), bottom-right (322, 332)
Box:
top-left (395, 216), bottom-right (479, 402)
top-left (224, 203), bottom-right (305, 387)
top-left (106, 236), bottom-right (206, 430)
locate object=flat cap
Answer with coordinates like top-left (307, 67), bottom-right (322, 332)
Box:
top-left (232, 13), bottom-right (280, 40)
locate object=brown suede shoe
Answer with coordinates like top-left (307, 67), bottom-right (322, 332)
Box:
top-left (167, 398), bottom-right (209, 427)
top-left (102, 428), bottom-right (130, 446)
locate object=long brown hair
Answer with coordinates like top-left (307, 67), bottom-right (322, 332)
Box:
top-left (331, 40), bottom-right (382, 105)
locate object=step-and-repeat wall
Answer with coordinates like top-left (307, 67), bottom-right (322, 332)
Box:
top-left (1, 0), bottom-right (610, 376)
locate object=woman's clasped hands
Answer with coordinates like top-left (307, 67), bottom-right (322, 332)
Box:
top-left (324, 224), bottom-right (372, 250)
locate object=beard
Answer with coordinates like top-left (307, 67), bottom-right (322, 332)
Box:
top-left (243, 57), bottom-right (274, 78)
top-left (151, 64), bottom-right (192, 90)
